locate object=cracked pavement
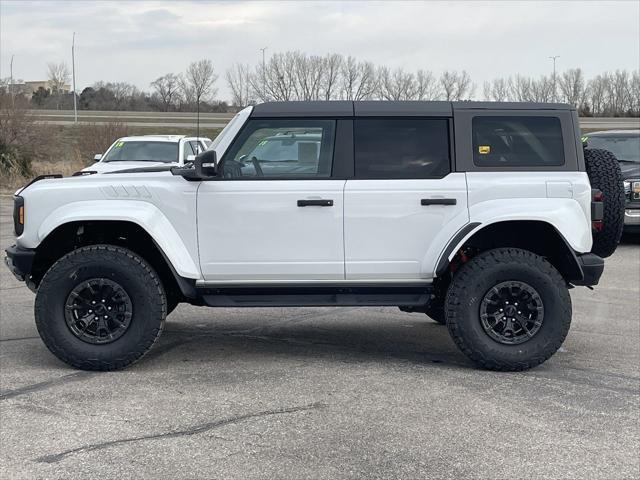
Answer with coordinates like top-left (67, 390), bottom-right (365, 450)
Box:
top-left (1, 197), bottom-right (639, 479)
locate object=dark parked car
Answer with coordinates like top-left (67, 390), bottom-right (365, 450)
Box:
top-left (583, 130), bottom-right (640, 232)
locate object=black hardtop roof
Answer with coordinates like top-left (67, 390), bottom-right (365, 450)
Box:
top-left (251, 100), bottom-right (574, 118)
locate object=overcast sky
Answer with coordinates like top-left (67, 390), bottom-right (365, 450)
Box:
top-left (1, 0), bottom-right (639, 100)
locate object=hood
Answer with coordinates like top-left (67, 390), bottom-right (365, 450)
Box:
top-left (620, 162), bottom-right (640, 180)
top-left (82, 161), bottom-right (174, 173)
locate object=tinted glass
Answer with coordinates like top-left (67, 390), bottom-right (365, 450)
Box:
top-left (473, 116), bottom-right (564, 167)
top-left (354, 118), bottom-right (450, 179)
top-left (103, 141), bottom-right (179, 163)
top-left (586, 136), bottom-right (640, 163)
top-left (222, 119), bottom-right (335, 178)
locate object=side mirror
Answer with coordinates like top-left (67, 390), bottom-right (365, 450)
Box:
top-left (194, 150), bottom-right (217, 178)
top-left (94, 154), bottom-right (102, 161)
top-left (185, 154), bottom-right (196, 163)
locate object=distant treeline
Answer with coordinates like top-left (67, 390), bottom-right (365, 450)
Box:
top-left (2, 52), bottom-right (639, 116)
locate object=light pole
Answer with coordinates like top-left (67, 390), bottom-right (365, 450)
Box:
top-left (9, 54), bottom-right (14, 106)
top-left (72, 32), bottom-right (78, 123)
top-left (549, 55), bottom-right (560, 102)
top-left (260, 46), bottom-right (267, 101)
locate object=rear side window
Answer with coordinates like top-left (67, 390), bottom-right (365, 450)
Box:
top-left (473, 116), bottom-right (564, 167)
top-left (354, 118), bottom-right (451, 179)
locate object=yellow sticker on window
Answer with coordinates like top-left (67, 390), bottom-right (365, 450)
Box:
top-left (478, 145), bottom-right (491, 154)
top-left (115, 141), bottom-right (124, 148)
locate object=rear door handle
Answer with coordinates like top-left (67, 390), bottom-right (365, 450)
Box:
top-left (421, 198), bottom-right (457, 206)
top-left (297, 199), bottom-right (333, 207)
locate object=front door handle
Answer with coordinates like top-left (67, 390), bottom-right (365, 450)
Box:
top-left (297, 199), bottom-right (333, 207)
top-left (421, 198), bottom-right (457, 206)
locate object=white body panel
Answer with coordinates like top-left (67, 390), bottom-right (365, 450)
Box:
top-left (16, 173), bottom-right (201, 279)
top-left (434, 172), bottom-right (593, 269)
top-left (197, 180), bottom-right (345, 282)
top-left (344, 174), bottom-right (469, 280)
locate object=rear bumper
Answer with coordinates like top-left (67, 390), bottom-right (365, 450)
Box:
top-left (572, 253), bottom-right (604, 287)
top-left (4, 245), bottom-right (35, 282)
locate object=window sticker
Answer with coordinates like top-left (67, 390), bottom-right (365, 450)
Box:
top-left (478, 145), bottom-right (491, 154)
top-left (115, 141), bottom-right (125, 148)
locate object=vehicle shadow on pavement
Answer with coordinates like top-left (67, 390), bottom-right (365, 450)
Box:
top-left (151, 312), bottom-right (473, 369)
top-left (620, 232), bottom-right (640, 244)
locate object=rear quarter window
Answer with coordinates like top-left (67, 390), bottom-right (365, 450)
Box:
top-left (473, 116), bottom-right (565, 167)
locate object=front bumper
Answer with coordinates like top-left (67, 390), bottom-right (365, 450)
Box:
top-left (624, 208), bottom-right (640, 228)
top-left (4, 245), bottom-right (35, 282)
top-left (572, 253), bottom-right (605, 287)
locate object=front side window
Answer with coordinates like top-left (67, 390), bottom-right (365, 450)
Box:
top-left (473, 116), bottom-right (565, 167)
top-left (354, 118), bottom-right (451, 179)
top-left (221, 119), bottom-right (335, 178)
top-left (103, 141), bottom-right (179, 163)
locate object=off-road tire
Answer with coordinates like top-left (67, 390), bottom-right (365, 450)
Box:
top-left (584, 148), bottom-right (625, 258)
top-left (445, 248), bottom-right (572, 371)
top-left (35, 245), bottom-right (167, 371)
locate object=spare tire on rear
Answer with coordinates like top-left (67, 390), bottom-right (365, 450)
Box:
top-left (584, 148), bottom-right (625, 258)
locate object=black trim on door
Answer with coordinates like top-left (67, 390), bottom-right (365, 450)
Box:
top-left (297, 199), bottom-right (333, 207)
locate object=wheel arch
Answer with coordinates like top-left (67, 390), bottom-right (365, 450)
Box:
top-left (435, 220), bottom-right (584, 283)
top-left (31, 220), bottom-right (198, 299)
top-left (33, 200), bottom-right (200, 279)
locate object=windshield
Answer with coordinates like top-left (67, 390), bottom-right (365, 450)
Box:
top-left (587, 136), bottom-right (640, 163)
top-left (102, 141), bottom-right (179, 163)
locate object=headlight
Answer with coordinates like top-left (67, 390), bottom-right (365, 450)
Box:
top-left (624, 180), bottom-right (631, 195)
top-left (633, 181), bottom-right (640, 200)
top-left (13, 196), bottom-right (24, 236)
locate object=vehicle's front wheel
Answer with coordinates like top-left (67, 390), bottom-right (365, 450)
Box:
top-left (35, 245), bottom-right (166, 371)
top-left (445, 248), bottom-right (571, 371)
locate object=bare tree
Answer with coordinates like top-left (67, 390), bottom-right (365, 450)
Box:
top-left (440, 70), bottom-right (474, 101)
top-left (377, 67), bottom-right (416, 100)
top-left (322, 53), bottom-right (343, 100)
top-left (252, 52), bottom-right (298, 101)
top-left (606, 70), bottom-right (631, 115)
top-left (483, 78), bottom-right (510, 101)
top-left (226, 63), bottom-right (252, 107)
top-left (414, 70), bottom-right (440, 100)
top-left (340, 56), bottom-right (377, 100)
top-left (629, 70), bottom-right (640, 116)
top-left (529, 76), bottom-right (555, 103)
top-left (47, 62), bottom-right (70, 94)
top-left (150, 73), bottom-right (181, 111)
top-left (292, 52), bottom-right (325, 100)
top-left (558, 68), bottom-right (585, 107)
top-left (181, 59), bottom-right (218, 106)
top-left (586, 75), bottom-right (607, 115)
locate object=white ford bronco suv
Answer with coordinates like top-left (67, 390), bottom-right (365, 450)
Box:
top-left (5, 101), bottom-right (625, 372)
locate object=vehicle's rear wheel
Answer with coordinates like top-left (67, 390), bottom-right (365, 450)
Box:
top-left (445, 248), bottom-right (571, 371)
top-left (35, 245), bottom-right (166, 371)
top-left (584, 148), bottom-right (625, 258)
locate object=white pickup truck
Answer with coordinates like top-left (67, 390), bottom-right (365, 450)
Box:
top-left (84, 135), bottom-right (211, 173)
top-left (5, 101), bottom-right (625, 372)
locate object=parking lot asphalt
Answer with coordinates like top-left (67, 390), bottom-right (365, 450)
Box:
top-left (0, 197), bottom-right (638, 480)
